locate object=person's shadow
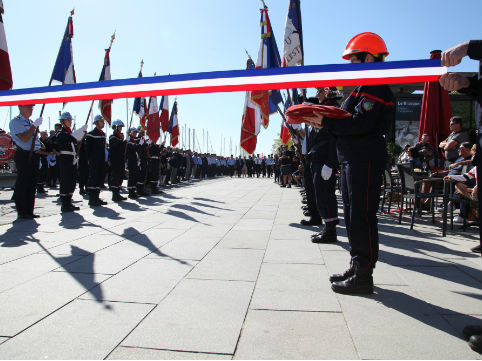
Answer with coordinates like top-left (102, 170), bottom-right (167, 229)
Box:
top-left (0, 219), bottom-right (40, 247)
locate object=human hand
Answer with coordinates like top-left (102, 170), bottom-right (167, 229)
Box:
top-left (443, 175), bottom-right (451, 181)
top-left (147, 139), bottom-right (152, 145)
top-left (439, 73), bottom-right (470, 91)
top-left (321, 164), bottom-right (332, 180)
top-left (140, 137), bottom-right (145, 145)
top-left (126, 135), bottom-right (130, 142)
top-left (79, 124), bottom-right (88, 133)
top-left (33, 117), bottom-right (43, 127)
top-left (441, 41), bottom-right (469, 67)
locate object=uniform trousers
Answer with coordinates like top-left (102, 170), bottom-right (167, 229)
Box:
top-left (340, 160), bottom-right (384, 268)
top-left (87, 160), bottom-right (105, 192)
top-left (59, 155), bottom-right (76, 202)
top-left (13, 150), bottom-right (39, 216)
top-left (302, 159), bottom-right (320, 221)
top-left (311, 162), bottom-right (338, 223)
top-left (110, 161), bottom-right (124, 191)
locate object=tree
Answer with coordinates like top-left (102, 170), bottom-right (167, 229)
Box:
top-left (272, 133), bottom-right (294, 154)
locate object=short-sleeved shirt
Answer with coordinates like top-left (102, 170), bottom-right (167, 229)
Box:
top-left (9, 114), bottom-right (40, 151)
top-left (444, 131), bottom-right (469, 162)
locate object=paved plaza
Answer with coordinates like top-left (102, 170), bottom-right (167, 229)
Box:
top-left (0, 177), bottom-right (481, 359)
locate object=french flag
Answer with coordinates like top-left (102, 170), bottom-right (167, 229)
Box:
top-left (0, 2), bottom-right (12, 90)
top-left (169, 100), bottom-right (179, 147)
top-left (132, 70), bottom-right (147, 130)
top-left (159, 95), bottom-right (169, 132)
top-left (98, 48), bottom-right (112, 125)
top-left (240, 56), bottom-right (261, 154)
top-left (51, 14), bottom-right (76, 86)
top-left (146, 96), bottom-right (160, 144)
top-left (251, 4), bottom-right (283, 128)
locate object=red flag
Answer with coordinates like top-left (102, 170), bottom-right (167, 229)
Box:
top-left (169, 101), bottom-right (179, 147)
top-left (147, 96), bottom-right (160, 143)
top-left (98, 48), bottom-right (112, 125)
top-left (240, 56), bottom-right (261, 154)
top-left (280, 119), bottom-right (291, 144)
top-left (0, 4), bottom-right (12, 90)
top-left (139, 98), bottom-right (147, 131)
top-left (159, 95), bottom-right (170, 132)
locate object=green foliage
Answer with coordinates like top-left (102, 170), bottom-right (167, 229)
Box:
top-left (387, 142), bottom-right (402, 159)
top-left (272, 134), bottom-right (294, 154)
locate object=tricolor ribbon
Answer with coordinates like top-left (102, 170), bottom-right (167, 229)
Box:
top-left (0, 59), bottom-right (446, 107)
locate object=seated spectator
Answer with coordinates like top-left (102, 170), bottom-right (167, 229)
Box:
top-left (415, 134), bottom-right (436, 169)
top-left (439, 116), bottom-right (470, 166)
top-left (444, 166), bottom-right (478, 223)
top-left (421, 142), bottom-right (473, 208)
top-left (407, 146), bottom-right (423, 169)
top-left (292, 164), bottom-right (303, 187)
top-left (398, 144), bottom-right (411, 163)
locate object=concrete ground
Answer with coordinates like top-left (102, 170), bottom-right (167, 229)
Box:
top-left (0, 177), bottom-right (481, 359)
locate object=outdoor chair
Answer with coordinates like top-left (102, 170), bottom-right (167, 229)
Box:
top-left (396, 163), bottom-right (440, 230)
top-left (380, 169), bottom-right (401, 214)
top-left (442, 176), bottom-right (479, 237)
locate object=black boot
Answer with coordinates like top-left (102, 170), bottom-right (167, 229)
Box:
top-left (69, 195), bottom-right (80, 211)
top-left (61, 196), bottom-right (74, 212)
top-left (469, 334), bottom-right (482, 354)
top-left (128, 189), bottom-right (139, 199)
top-left (312, 222), bottom-right (337, 243)
top-left (329, 262), bottom-right (356, 283)
top-left (89, 190), bottom-right (101, 206)
top-left (137, 185), bottom-right (149, 197)
top-left (331, 263), bottom-right (374, 295)
top-left (112, 190), bottom-right (126, 202)
top-left (463, 325), bottom-right (482, 340)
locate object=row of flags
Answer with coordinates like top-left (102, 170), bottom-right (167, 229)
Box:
top-left (0, 5), bottom-right (180, 146)
top-left (240, 0), bottom-right (303, 154)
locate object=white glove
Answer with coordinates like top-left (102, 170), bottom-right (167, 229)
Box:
top-left (126, 135), bottom-right (130, 142)
top-left (321, 165), bottom-right (332, 180)
top-left (33, 117), bottom-right (43, 127)
top-left (140, 138), bottom-right (145, 145)
top-left (147, 139), bottom-right (152, 145)
top-left (72, 124), bottom-right (88, 141)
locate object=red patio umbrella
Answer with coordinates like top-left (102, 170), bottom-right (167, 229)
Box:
top-left (418, 50), bottom-right (452, 165)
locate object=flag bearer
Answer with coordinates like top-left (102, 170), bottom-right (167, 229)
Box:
top-left (109, 119), bottom-right (126, 202)
top-left (136, 127), bottom-right (150, 196)
top-left (85, 115), bottom-right (107, 206)
top-left (148, 140), bottom-right (162, 194)
top-left (126, 127), bottom-right (140, 199)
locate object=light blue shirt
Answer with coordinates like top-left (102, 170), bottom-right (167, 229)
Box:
top-left (227, 158), bottom-right (235, 166)
top-left (9, 114), bottom-right (40, 151)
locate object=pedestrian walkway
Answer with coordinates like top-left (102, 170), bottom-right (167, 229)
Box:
top-left (0, 178), bottom-right (481, 359)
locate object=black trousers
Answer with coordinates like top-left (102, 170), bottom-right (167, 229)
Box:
top-left (148, 161), bottom-right (160, 187)
top-left (87, 160), bottom-right (105, 192)
top-left (59, 155), bottom-right (76, 200)
top-left (340, 160), bottom-right (384, 268)
top-left (311, 162), bottom-right (338, 223)
top-left (110, 161), bottom-right (124, 191)
top-left (303, 160), bottom-right (320, 221)
top-left (13, 150), bottom-right (39, 216)
top-left (127, 163), bottom-right (139, 191)
top-left (37, 156), bottom-right (48, 189)
top-left (78, 159), bottom-right (89, 190)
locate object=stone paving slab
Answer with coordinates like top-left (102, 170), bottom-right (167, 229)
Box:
top-left (80, 258), bottom-right (196, 304)
top-left (0, 299), bottom-right (154, 360)
top-left (234, 310), bottom-right (358, 360)
top-left (107, 347), bottom-right (232, 360)
top-left (217, 230), bottom-right (271, 250)
top-left (0, 271), bottom-right (110, 336)
top-left (122, 278), bottom-right (254, 355)
top-left (264, 237), bottom-right (324, 265)
top-left (153, 236), bottom-right (221, 261)
top-left (250, 263), bottom-right (341, 312)
top-left (187, 248), bottom-right (264, 282)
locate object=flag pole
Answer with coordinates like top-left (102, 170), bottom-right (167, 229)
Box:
top-left (128, 59), bottom-right (143, 131)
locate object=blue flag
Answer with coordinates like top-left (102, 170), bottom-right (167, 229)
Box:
top-left (51, 15), bottom-right (76, 85)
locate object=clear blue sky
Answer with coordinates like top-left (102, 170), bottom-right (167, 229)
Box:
top-left (2, 0), bottom-right (481, 155)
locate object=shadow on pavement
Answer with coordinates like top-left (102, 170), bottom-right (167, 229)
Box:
top-left (191, 201), bottom-right (232, 211)
top-left (193, 197), bottom-right (225, 204)
top-left (166, 209), bottom-right (203, 224)
top-left (92, 206), bottom-right (124, 220)
top-left (0, 219), bottom-right (40, 247)
top-left (372, 287), bottom-right (481, 340)
top-left (122, 226), bottom-right (188, 265)
top-left (172, 203), bottom-right (214, 216)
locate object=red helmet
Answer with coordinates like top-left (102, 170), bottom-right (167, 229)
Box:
top-left (342, 32), bottom-right (389, 60)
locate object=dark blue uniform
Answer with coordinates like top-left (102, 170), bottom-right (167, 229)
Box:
top-left (85, 128), bottom-right (107, 204)
top-left (324, 85), bottom-right (395, 268)
top-left (309, 98), bottom-right (339, 224)
top-left (126, 138), bottom-right (140, 197)
top-left (108, 131), bottom-right (125, 198)
top-left (54, 127), bottom-right (78, 210)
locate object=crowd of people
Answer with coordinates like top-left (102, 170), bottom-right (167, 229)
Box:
top-left (6, 32), bottom-right (482, 353)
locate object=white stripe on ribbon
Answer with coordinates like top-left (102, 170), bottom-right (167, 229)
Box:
top-left (0, 61), bottom-right (446, 106)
